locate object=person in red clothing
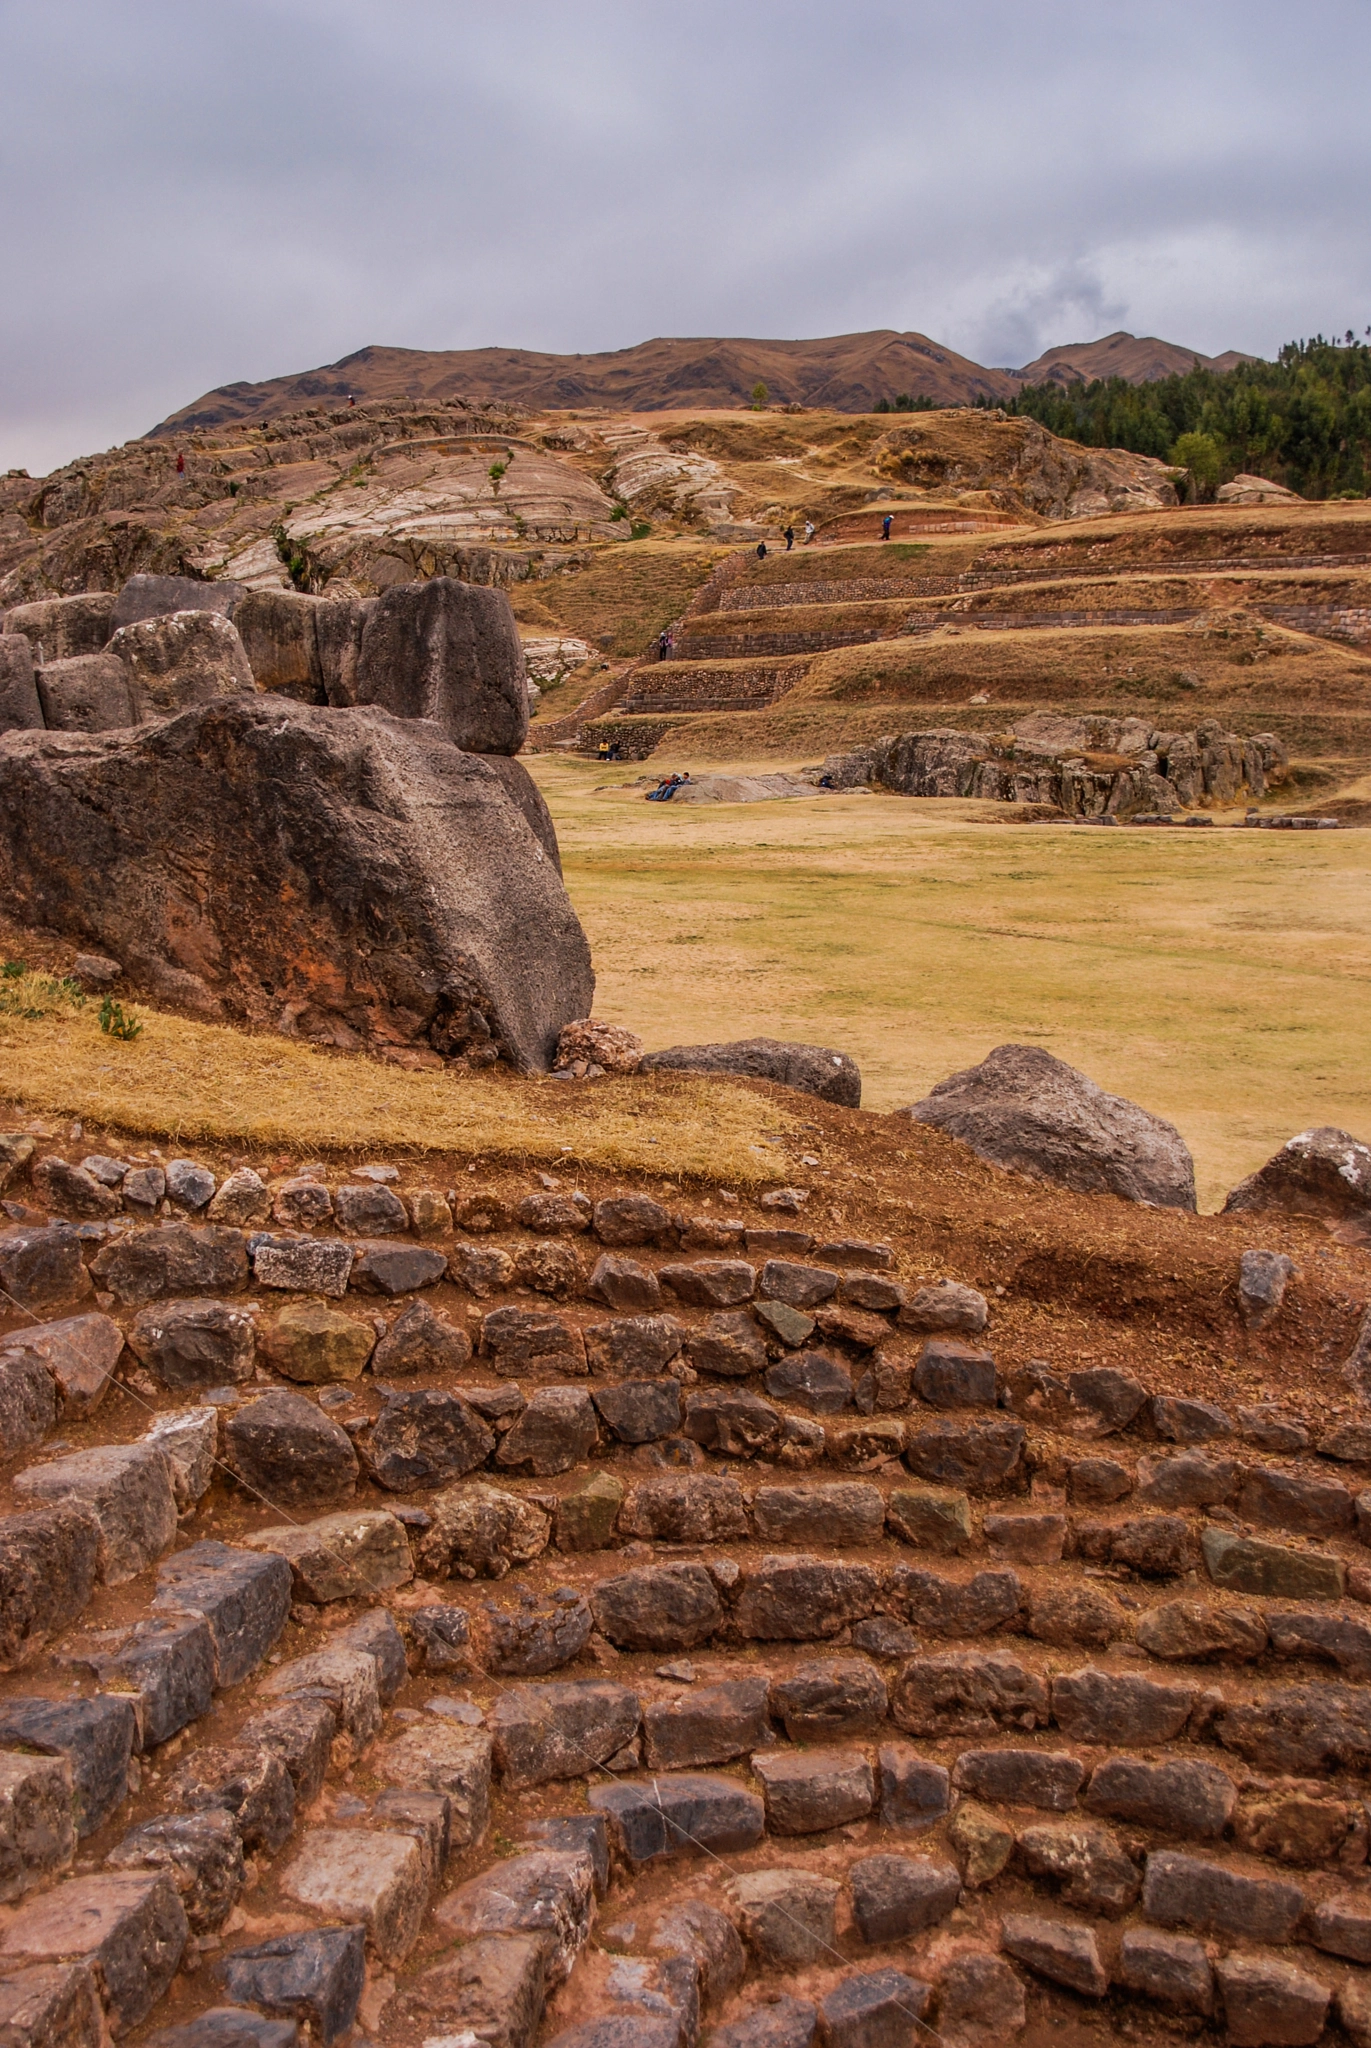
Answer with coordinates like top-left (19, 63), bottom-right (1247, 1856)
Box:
top-left (175, 452), bottom-right (185, 474)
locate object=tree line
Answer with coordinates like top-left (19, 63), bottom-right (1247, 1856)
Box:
top-left (971, 334), bottom-right (1371, 500)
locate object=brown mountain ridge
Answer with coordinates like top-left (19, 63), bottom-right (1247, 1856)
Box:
top-left (152, 327), bottom-right (1256, 436)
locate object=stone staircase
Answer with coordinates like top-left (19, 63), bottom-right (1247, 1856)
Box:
top-left (1, 1136), bottom-right (1370, 2046)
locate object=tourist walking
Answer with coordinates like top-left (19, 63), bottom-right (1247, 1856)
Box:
top-left (881, 513), bottom-right (893, 540)
top-left (784, 525), bottom-right (795, 550)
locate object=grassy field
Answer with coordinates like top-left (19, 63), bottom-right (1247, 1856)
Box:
top-left (531, 754), bottom-right (1371, 1210)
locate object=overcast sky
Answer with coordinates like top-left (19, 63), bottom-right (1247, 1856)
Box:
top-left (2, 0), bottom-right (1368, 476)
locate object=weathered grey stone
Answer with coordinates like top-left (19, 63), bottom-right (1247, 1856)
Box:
top-left (849, 1854), bottom-right (959, 1943)
top-left (587, 1253), bottom-right (660, 1313)
top-left (876, 1744), bottom-right (949, 1830)
top-left (889, 1566), bottom-right (1021, 1637)
top-left (516, 1190), bottom-right (591, 1235)
top-left (1267, 1605), bottom-right (1371, 1678)
top-left (0, 1752), bottom-right (74, 1903)
top-left (1239, 1404), bottom-right (1310, 1452)
top-left (235, 1698), bottom-right (334, 1806)
top-left (1152, 1394), bottom-right (1233, 1443)
top-left (592, 1378), bottom-right (681, 1442)
top-left (0, 636), bottom-right (44, 735)
top-left (0, 1355), bottom-right (56, 1462)
top-left (63, 1615), bottom-right (215, 1748)
top-left (490, 1681), bottom-right (640, 1788)
top-left (473, 1588), bottom-right (592, 1676)
top-left (727, 1866), bottom-right (840, 1966)
top-left (899, 1280), bottom-right (987, 1334)
top-left (584, 1314), bottom-right (684, 1376)
top-left (1142, 1849), bottom-right (1303, 1940)
top-left (372, 1718), bottom-right (492, 1849)
top-left (107, 1811), bottom-right (243, 1935)
top-left (1309, 1892), bottom-right (1371, 1964)
top-left (650, 1895), bottom-right (743, 2008)
top-left (753, 1483), bottom-right (881, 1548)
top-left (753, 1746), bottom-right (874, 1833)
top-left (758, 1299), bottom-right (818, 1346)
top-left (903, 1418), bottom-right (1024, 1491)
top-left (349, 1240), bottom-right (447, 1295)
top-left (1223, 1125), bottom-right (1371, 1224)
top-left (732, 1554), bottom-right (879, 1640)
top-left (1066, 1365), bottom-right (1148, 1437)
top-left (1215, 1956), bottom-right (1329, 2048)
top-left (1238, 1465), bottom-right (1354, 1537)
top-left (683, 1388), bottom-right (781, 1458)
top-left (354, 576), bottom-right (528, 753)
top-left (913, 1340), bottom-right (995, 1408)
top-left (1135, 1597), bottom-right (1268, 1661)
top-left (953, 1747), bottom-right (1082, 1811)
top-left (769, 1659), bottom-right (887, 1740)
top-left (417, 1481), bottom-right (550, 1581)
top-left (0, 1962), bottom-right (105, 2048)
top-left (1136, 1451), bottom-right (1239, 1508)
top-left (29, 1158), bottom-right (120, 1221)
top-left (1239, 1248), bottom-right (1296, 1331)
top-left (496, 1386), bottom-right (597, 1475)
top-left (481, 1306), bottom-right (586, 1374)
top-left (1203, 1526), bottom-right (1344, 1599)
top-left (0, 1225), bottom-right (92, 1312)
top-left (224, 1392), bottom-right (358, 1508)
top-left (167, 1746), bottom-right (295, 1856)
top-left (1026, 1582), bottom-right (1127, 1649)
top-left (659, 1260), bottom-right (755, 1308)
top-left (1215, 1681), bottom-right (1371, 1772)
top-left (593, 1195), bottom-right (675, 1246)
top-left (371, 1298), bottom-right (471, 1377)
top-left (203, 1167), bottom-right (269, 1227)
top-left (886, 1483), bottom-right (972, 1553)
top-left (983, 1511), bottom-right (1065, 1563)
top-left (153, 1540), bottom-right (291, 1686)
top-left (366, 1388), bottom-right (493, 1490)
top-left (590, 1773), bottom-right (764, 1863)
top-left (6, 591), bottom-right (114, 658)
top-left (936, 1951), bottom-right (1025, 2044)
top-left (438, 1846), bottom-right (594, 1986)
top-left (243, 1508), bottom-right (411, 1604)
top-left (1000, 1912), bottom-right (1106, 1997)
top-left (906, 1043), bottom-right (1196, 1209)
top-left (618, 1474), bottom-right (748, 1544)
top-left (1069, 1456), bottom-right (1133, 1504)
top-left (250, 1235), bottom-right (353, 1297)
top-left (280, 1827), bottom-right (427, 1966)
top-left (554, 1471), bottom-right (624, 1553)
top-left (764, 1349), bottom-right (853, 1413)
top-left (1018, 1820), bottom-right (1141, 1914)
top-left (218, 1926), bottom-right (365, 2047)
top-left (90, 1226), bottom-right (248, 1308)
top-left (105, 610), bottom-right (254, 719)
top-left (709, 1998), bottom-right (817, 2048)
top-left (758, 1260), bottom-right (839, 1309)
top-left (1118, 1928), bottom-right (1213, 2014)
top-left (640, 1036), bottom-right (861, 1106)
top-left (333, 1181), bottom-right (407, 1235)
top-left (0, 1870), bottom-right (187, 2033)
top-left (0, 1697), bottom-right (135, 1836)
top-left (592, 1563), bottom-right (722, 1651)
top-left (687, 1309), bottom-right (768, 1379)
top-left (821, 1969), bottom-right (929, 2048)
top-left (644, 1676), bottom-right (771, 1770)
top-left (127, 1299), bottom-right (256, 1389)
top-left (387, 1935), bottom-right (545, 2048)
top-left (1086, 1754), bottom-right (1236, 1837)
top-left (890, 1651), bottom-right (1048, 1738)
top-left (13, 1444), bottom-right (176, 1585)
top-left (1051, 1667), bottom-right (1195, 1745)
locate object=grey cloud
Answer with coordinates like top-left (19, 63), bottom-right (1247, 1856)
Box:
top-left (2, 0), bottom-right (1369, 474)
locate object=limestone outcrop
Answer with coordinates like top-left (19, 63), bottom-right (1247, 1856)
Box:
top-left (904, 1044), bottom-right (1197, 1210)
top-left (0, 699), bottom-right (592, 1070)
top-left (814, 715), bottom-right (1287, 818)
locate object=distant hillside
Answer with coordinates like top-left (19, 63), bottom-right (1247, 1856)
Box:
top-left (149, 327), bottom-right (1253, 436)
top-left (1016, 329), bottom-right (1256, 386)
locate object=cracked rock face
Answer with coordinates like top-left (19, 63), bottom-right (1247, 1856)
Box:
top-left (0, 696), bottom-right (592, 1070)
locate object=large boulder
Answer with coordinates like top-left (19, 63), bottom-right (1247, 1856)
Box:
top-left (110, 575), bottom-right (246, 633)
top-left (904, 1043), bottom-right (1196, 1210)
top-left (108, 612), bottom-right (257, 718)
top-left (3, 593), bottom-right (115, 661)
top-left (0, 697), bottom-right (593, 1068)
top-left (1223, 1127), bottom-right (1371, 1223)
top-left (640, 1035), bottom-right (861, 1107)
top-left (354, 578), bottom-right (527, 755)
top-left (232, 591), bottom-right (327, 703)
top-left (0, 637), bottom-right (43, 735)
top-left (37, 655), bottom-right (139, 732)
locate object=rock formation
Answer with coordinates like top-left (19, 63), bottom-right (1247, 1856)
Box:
top-left (904, 1044), bottom-right (1197, 1210)
top-left (815, 716), bottom-right (1288, 818)
top-left (1223, 1128), bottom-right (1371, 1224)
top-left (640, 1038), bottom-right (862, 1108)
top-left (0, 698), bottom-right (592, 1070)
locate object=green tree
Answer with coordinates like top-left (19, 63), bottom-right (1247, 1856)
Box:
top-left (750, 382), bottom-right (768, 410)
top-left (1170, 431), bottom-right (1225, 500)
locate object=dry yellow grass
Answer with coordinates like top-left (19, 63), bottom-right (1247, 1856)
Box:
top-left (532, 754), bottom-right (1371, 1210)
top-left (0, 975), bottom-right (796, 1183)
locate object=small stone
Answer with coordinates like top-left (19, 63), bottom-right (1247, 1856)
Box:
top-left (1136, 1451), bottom-right (1240, 1508)
top-left (890, 1651), bottom-right (1049, 1739)
top-left (590, 1773), bottom-right (764, 1864)
top-left (167, 1745), bottom-right (295, 1855)
top-left (710, 1998), bottom-right (817, 2048)
top-left (225, 1392), bottom-right (358, 1508)
top-left (753, 1746), bottom-right (874, 1833)
top-left (218, 1926), bottom-right (365, 2047)
top-left (128, 1299), bottom-right (256, 1390)
top-left (0, 1871), bottom-right (188, 2031)
top-left (889, 1566), bottom-right (1021, 1638)
top-left (405, 1188), bottom-right (452, 1235)
top-left (1202, 1527), bottom-right (1344, 1600)
top-left (593, 1195), bottom-right (674, 1246)
top-left (1069, 1456), bottom-right (1132, 1504)
top-left (757, 1259), bottom-right (838, 1309)
top-left (481, 1307), bottom-right (586, 1375)
top-left (913, 1340), bottom-right (995, 1408)
top-left (0, 1225), bottom-right (92, 1313)
top-left (899, 1279), bottom-right (987, 1334)
top-left (417, 1482), bottom-right (550, 1581)
top-left (107, 1811), bottom-right (243, 1935)
top-left (554, 1471), bottom-right (625, 1553)
top-left (165, 1160), bottom-right (216, 1211)
top-left (0, 1354), bottom-right (56, 1462)
top-left (517, 1191), bottom-right (592, 1235)
top-left (732, 1554), bottom-right (880, 1640)
top-left (683, 1388), bottom-right (781, 1458)
top-left (954, 1745), bottom-right (1082, 1812)
top-left (366, 1389), bottom-right (494, 1490)
top-left (349, 1241), bottom-right (447, 1294)
top-left (1238, 1404), bottom-right (1310, 1452)
top-left (728, 1867), bottom-right (839, 1967)
top-left (999, 1912), bottom-right (1107, 1997)
top-left (585, 1314), bottom-right (685, 1376)
top-left (937, 1950), bottom-right (1026, 2044)
top-left (3, 1313), bottom-right (121, 1420)
top-left (0, 1751), bottom-right (74, 1903)
top-left (121, 1166), bottom-right (165, 1211)
top-left (0, 1963), bottom-right (104, 2048)
top-left (13, 1443), bottom-right (177, 1585)
top-left (1215, 1955), bottom-right (1329, 2048)
top-left (1309, 1892), bottom-right (1371, 1963)
top-left (1152, 1395), bottom-right (1233, 1443)
top-left (236, 1698), bottom-right (334, 1805)
top-left (1086, 1754), bottom-right (1236, 1837)
top-left (591, 1564), bottom-right (722, 1651)
top-left (334, 1183), bottom-right (408, 1235)
top-left (271, 1179), bottom-right (334, 1230)
top-left (496, 1386), bottom-right (598, 1475)
top-left (281, 1828), bottom-right (427, 1965)
top-left (843, 1273), bottom-right (904, 1311)
top-left (243, 1508), bottom-right (411, 1604)
top-left (371, 1299), bottom-right (471, 1376)
top-left (372, 1717), bottom-right (492, 1850)
top-left (886, 1483), bottom-right (971, 1553)
top-left (1142, 1849), bottom-right (1303, 1941)
top-left (62, 1615), bottom-right (215, 1748)
top-left (1065, 1366), bottom-right (1147, 1436)
top-left (821, 1969), bottom-right (930, 2048)
top-left (0, 1696), bottom-right (136, 1836)
top-left (388, 1935), bottom-right (544, 2048)
top-left (853, 1617), bottom-right (920, 1659)
top-left (756, 1300), bottom-right (816, 1346)
top-left (474, 1589), bottom-right (593, 1676)
top-left (658, 1260), bottom-right (756, 1308)
top-left (1019, 1819), bottom-right (1141, 1914)
top-left (448, 1240), bottom-right (515, 1297)
top-left (1135, 1596), bottom-right (1269, 1661)
top-left (877, 1744), bottom-right (950, 1830)
top-left (207, 1169), bottom-right (271, 1227)
top-left (1051, 1667), bottom-right (1196, 1745)
top-left (903, 1418), bottom-right (1024, 1492)
top-left (1027, 1582), bottom-right (1126, 1649)
top-left (437, 1848), bottom-right (594, 1986)
top-left (250, 1235), bottom-right (353, 1298)
top-left (687, 1309), bottom-right (768, 1379)
top-left (29, 1158), bottom-right (120, 1222)
top-left (490, 1681), bottom-right (640, 1788)
top-left (769, 1659), bottom-right (887, 1739)
top-left (643, 1676), bottom-right (770, 1770)
top-left (617, 1475), bottom-right (748, 1543)
top-left (92, 1225), bottom-right (250, 1306)
top-left (949, 1801), bottom-right (1014, 1887)
top-left (588, 1254), bottom-right (661, 1313)
top-left (849, 1854), bottom-right (959, 1942)
top-left (261, 1301), bottom-right (374, 1383)
top-left (513, 1238), bottom-right (582, 1299)
top-left (983, 1511), bottom-right (1064, 1564)
top-left (1239, 1248), bottom-right (1296, 1331)
top-left (592, 1379), bottom-right (681, 1443)
top-left (1118, 1927), bottom-right (1213, 2014)
top-left (1238, 1465), bottom-right (1354, 1537)
top-left (764, 1349), bottom-right (853, 1413)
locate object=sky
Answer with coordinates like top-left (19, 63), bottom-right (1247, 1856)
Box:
top-left (2, 0), bottom-right (1369, 477)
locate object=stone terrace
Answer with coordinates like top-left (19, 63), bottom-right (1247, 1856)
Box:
top-left (0, 1133), bottom-right (1370, 2048)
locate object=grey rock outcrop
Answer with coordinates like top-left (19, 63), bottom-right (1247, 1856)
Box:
top-left (640, 1036), bottom-right (861, 1107)
top-left (3, 593), bottom-right (115, 661)
top-left (37, 654), bottom-right (139, 732)
top-left (905, 1043), bottom-right (1196, 1210)
top-left (355, 578), bottom-right (528, 755)
top-left (1223, 1126), bottom-right (1371, 1223)
top-left (0, 697), bottom-right (593, 1069)
top-left (0, 636), bottom-right (43, 735)
top-left (107, 612), bottom-right (257, 718)
top-left (110, 575), bottom-right (246, 634)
